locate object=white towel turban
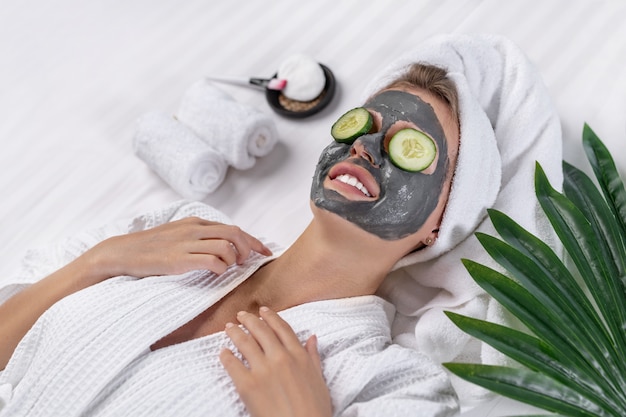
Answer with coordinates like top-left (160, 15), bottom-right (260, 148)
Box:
top-left (364, 34), bottom-right (564, 404)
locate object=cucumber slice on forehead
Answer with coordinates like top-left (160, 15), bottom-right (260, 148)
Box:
top-left (331, 107), bottom-right (373, 143)
top-left (388, 128), bottom-right (437, 172)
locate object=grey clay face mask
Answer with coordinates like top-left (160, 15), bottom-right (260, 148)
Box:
top-left (310, 90), bottom-right (449, 240)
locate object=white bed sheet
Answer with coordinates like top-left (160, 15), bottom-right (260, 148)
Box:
top-left (1, 0), bottom-right (625, 415)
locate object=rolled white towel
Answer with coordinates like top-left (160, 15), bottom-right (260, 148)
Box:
top-left (133, 111), bottom-right (228, 200)
top-left (176, 81), bottom-right (279, 170)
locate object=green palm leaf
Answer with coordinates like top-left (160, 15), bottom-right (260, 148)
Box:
top-left (459, 259), bottom-right (624, 415)
top-left (444, 312), bottom-right (621, 413)
top-left (481, 211), bottom-right (615, 371)
top-left (444, 125), bottom-right (626, 416)
top-left (582, 124), bottom-right (626, 235)
top-left (443, 363), bottom-right (610, 417)
top-left (563, 161), bottom-right (626, 277)
top-left (536, 163), bottom-right (626, 373)
top-left (471, 229), bottom-right (625, 403)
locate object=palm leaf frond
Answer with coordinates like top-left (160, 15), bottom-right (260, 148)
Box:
top-left (582, 124), bottom-right (626, 235)
top-left (443, 363), bottom-right (608, 417)
top-left (563, 161), bottom-right (626, 277)
top-left (536, 163), bottom-right (626, 378)
top-left (444, 311), bottom-right (620, 412)
top-left (469, 228), bottom-right (624, 406)
top-left (482, 210), bottom-right (614, 370)
top-left (444, 125), bottom-right (626, 417)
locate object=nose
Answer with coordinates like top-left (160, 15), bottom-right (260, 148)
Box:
top-left (349, 132), bottom-right (384, 167)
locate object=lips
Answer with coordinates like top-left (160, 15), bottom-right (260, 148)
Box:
top-left (334, 173), bottom-right (372, 196)
top-left (326, 161), bottom-right (380, 200)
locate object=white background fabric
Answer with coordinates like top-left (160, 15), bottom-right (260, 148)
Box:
top-left (1, 1), bottom-right (625, 415)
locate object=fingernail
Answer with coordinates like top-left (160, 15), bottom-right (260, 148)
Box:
top-left (259, 306), bottom-right (269, 313)
top-left (225, 322), bottom-right (235, 329)
top-left (236, 311), bottom-right (246, 317)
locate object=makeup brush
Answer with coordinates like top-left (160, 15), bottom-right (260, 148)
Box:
top-left (204, 76), bottom-right (287, 91)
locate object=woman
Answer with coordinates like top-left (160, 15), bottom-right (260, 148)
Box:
top-left (0, 64), bottom-right (461, 417)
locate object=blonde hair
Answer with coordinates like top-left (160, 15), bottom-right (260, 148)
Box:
top-left (384, 63), bottom-right (459, 127)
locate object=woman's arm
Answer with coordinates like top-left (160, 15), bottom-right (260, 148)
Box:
top-left (0, 252), bottom-right (104, 371)
top-left (0, 217), bottom-right (271, 370)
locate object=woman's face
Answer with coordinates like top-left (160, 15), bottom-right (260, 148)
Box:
top-left (310, 88), bottom-right (459, 241)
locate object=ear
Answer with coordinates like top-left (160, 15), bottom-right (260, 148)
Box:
top-left (422, 228), bottom-right (439, 246)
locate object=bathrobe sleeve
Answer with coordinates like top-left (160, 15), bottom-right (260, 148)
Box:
top-left (333, 344), bottom-right (460, 417)
top-left (0, 380), bottom-right (11, 412)
top-left (0, 200), bottom-right (231, 306)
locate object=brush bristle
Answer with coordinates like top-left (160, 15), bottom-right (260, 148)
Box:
top-left (267, 78), bottom-right (287, 90)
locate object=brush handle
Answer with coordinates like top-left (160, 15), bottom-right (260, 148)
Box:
top-left (205, 75), bottom-right (286, 91)
top-left (205, 77), bottom-right (258, 87)
top-left (205, 76), bottom-right (263, 89)
top-left (249, 78), bottom-right (273, 88)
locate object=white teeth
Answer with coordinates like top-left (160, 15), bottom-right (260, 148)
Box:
top-left (336, 174), bottom-right (371, 197)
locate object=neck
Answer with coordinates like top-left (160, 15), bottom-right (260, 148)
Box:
top-left (247, 219), bottom-right (399, 312)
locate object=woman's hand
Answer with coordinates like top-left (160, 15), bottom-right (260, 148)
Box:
top-left (82, 217), bottom-right (272, 284)
top-left (220, 308), bottom-right (332, 417)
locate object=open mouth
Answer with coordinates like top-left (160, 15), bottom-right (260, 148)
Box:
top-left (334, 173), bottom-right (372, 196)
top-left (325, 162), bottom-right (379, 200)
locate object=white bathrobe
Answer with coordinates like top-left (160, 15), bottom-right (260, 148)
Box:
top-left (0, 201), bottom-right (458, 417)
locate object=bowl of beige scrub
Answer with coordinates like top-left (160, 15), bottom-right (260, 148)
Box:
top-left (266, 54), bottom-right (336, 118)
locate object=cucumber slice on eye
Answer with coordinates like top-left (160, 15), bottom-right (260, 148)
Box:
top-left (388, 128), bottom-right (437, 172)
top-left (330, 107), bottom-right (373, 143)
